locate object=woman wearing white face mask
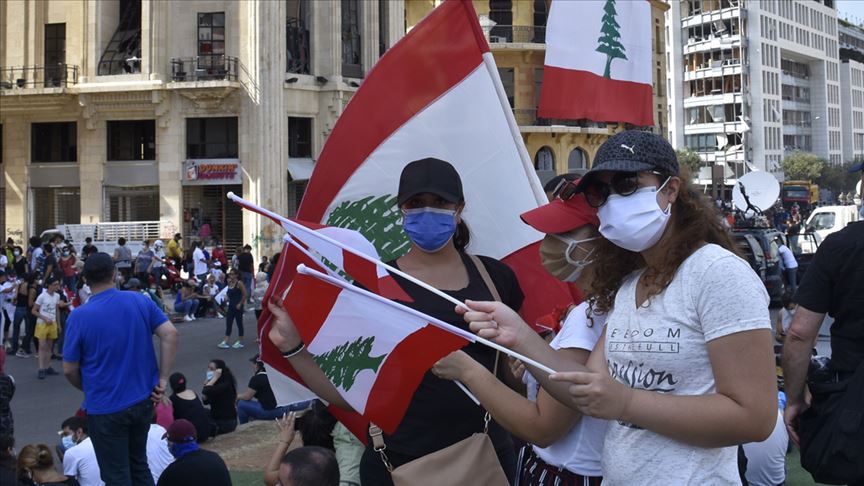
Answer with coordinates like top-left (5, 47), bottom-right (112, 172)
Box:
top-left (431, 186), bottom-right (609, 485)
top-left (458, 131), bottom-right (777, 485)
top-left (267, 158), bottom-right (526, 486)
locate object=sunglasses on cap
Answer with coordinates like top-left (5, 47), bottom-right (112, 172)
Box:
top-left (557, 171), bottom-right (670, 208)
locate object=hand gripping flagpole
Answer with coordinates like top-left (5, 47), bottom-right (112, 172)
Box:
top-left (297, 264), bottom-right (557, 376)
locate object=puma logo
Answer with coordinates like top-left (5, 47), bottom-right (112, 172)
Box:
top-left (621, 144), bottom-right (635, 154)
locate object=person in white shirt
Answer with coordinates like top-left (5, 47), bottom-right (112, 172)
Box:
top-left (432, 186), bottom-right (608, 484)
top-left (61, 416), bottom-right (104, 486)
top-left (776, 238), bottom-right (799, 293)
top-left (147, 423), bottom-right (174, 483)
top-left (741, 393), bottom-right (789, 486)
top-left (192, 242), bottom-right (208, 282)
top-left (33, 279), bottom-right (68, 380)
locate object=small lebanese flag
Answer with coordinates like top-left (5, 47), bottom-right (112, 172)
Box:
top-left (256, 239), bottom-right (371, 442)
top-left (286, 266), bottom-right (470, 434)
top-left (230, 193), bottom-right (411, 302)
top-left (538, 0), bottom-right (653, 126)
top-left (297, 0), bottom-right (572, 327)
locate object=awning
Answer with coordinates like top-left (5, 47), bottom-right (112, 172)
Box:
top-left (288, 158), bottom-right (315, 181)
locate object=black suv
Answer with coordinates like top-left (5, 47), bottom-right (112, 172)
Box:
top-left (732, 227), bottom-right (786, 304)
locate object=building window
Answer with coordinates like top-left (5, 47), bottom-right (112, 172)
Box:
top-left (568, 148), bottom-right (588, 172)
top-left (489, 0), bottom-right (513, 42)
top-left (287, 181), bottom-right (307, 218)
top-left (186, 117), bottom-right (238, 159)
top-left (532, 0), bottom-right (548, 42)
top-left (288, 117), bottom-right (313, 158)
top-left (498, 68), bottom-right (515, 108)
top-left (107, 120), bottom-right (155, 161)
top-left (198, 12), bottom-right (226, 69)
top-left (287, 0), bottom-right (310, 74)
top-left (341, 0), bottom-right (362, 78)
top-left (44, 23), bottom-right (66, 87)
top-left (31, 122), bottom-right (77, 162)
top-left (379, 0), bottom-right (389, 56)
top-left (534, 146), bottom-right (554, 171)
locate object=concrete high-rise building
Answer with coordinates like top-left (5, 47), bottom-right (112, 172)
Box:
top-left (838, 21), bottom-right (864, 163)
top-left (666, 0), bottom-right (840, 186)
top-left (0, 0), bottom-right (403, 254)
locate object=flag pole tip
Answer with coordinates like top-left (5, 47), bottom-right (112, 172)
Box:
top-left (296, 263), bottom-right (308, 274)
top-left (226, 191), bottom-right (236, 198)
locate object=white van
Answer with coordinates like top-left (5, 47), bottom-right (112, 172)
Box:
top-left (804, 205), bottom-right (860, 241)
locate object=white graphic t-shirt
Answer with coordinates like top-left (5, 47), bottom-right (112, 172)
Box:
top-left (35, 291), bottom-right (62, 324)
top-left (524, 302), bottom-right (608, 476)
top-left (602, 244), bottom-right (771, 485)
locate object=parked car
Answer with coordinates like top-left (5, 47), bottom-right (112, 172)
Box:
top-left (733, 227), bottom-right (786, 305)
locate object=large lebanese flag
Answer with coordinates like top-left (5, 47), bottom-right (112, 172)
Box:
top-left (286, 265), bottom-right (471, 434)
top-left (297, 0), bottom-right (571, 326)
top-left (538, 0), bottom-right (653, 126)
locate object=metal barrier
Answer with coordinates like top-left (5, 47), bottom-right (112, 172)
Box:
top-left (0, 64), bottom-right (78, 89)
top-left (170, 56), bottom-right (239, 82)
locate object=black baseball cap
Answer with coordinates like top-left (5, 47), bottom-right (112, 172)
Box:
top-left (574, 130), bottom-right (679, 192)
top-left (396, 158), bottom-right (464, 206)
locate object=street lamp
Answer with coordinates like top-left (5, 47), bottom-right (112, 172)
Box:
top-left (478, 15), bottom-right (497, 42)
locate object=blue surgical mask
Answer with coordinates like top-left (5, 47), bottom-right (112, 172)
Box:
top-left (402, 207), bottom-right (458, 253)
top-left (61, 434), bottom-right (76, 450)
top-left (206, 370), bottom-right (215, 381)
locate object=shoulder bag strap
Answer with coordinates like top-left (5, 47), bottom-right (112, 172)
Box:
top-left (467, 254), bottom-right (501, 303)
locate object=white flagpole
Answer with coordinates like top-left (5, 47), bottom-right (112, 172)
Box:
top-left (297, 264), bottom-right (557, 375)
top-left (228, 192), bottom-right (471, 311)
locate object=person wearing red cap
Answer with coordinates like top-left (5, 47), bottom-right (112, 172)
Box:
top-left (156, 419), bottom-right (230, 486)
top-left (431, 182), bottom-right (608, 485)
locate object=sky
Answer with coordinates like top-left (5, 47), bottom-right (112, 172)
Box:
top-left (836, 0), bottom-right (864, 26)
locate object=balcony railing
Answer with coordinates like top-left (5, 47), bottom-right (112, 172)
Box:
top-left (513, 108), bottom-right (594, 127)
top-left (170, 56), bottom-right (239, 82)
top-left (488, 25), bottom-right (546, 44)
top-left (0, 64), bottom-right (78, 89)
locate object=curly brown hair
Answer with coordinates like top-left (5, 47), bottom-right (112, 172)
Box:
top-left (587, 170), bottom-right (738, 314)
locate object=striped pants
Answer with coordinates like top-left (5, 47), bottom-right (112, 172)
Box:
top-left (515, 445), bottom-right (602, 486)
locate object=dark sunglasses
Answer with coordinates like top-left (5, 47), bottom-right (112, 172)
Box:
top-left (577, 171), bottom-right (669, 208)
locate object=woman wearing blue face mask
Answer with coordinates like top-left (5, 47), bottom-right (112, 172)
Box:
top-left (459, 131), bottom-right (777, 485)
top-left (267, 157), bottom-right (526, 486)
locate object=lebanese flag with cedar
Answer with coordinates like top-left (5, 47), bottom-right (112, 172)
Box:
top-left (296, 0), bottom-right (572, 328)
top-left (256, 240), bottom-right (371, 442)
top-left (538, 0), bottom-right (653, 126)
top-left (284, 267), bottom-right (470, 434)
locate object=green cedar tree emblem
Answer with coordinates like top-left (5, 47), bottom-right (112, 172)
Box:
top-left (596, 0), bottom-right (628, 79)
top-left (313, 336), bottom-right (387, 391)
top-left (326, 194), bottom-right (411, 262)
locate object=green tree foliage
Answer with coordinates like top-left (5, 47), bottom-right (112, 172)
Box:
top-left (313, 336), bottom-right (387, 391)
top-left (676, 148), bottom-right (704, 176)
top-left (780, 151), bottom-right (826, 181)
top-left (816, 160), bottom-right (858, 194)
top-left (326, 195), bottom-right (411, 262)
top-left (596, 0), bottom-right (628, 78)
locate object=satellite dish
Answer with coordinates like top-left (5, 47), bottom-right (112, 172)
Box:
top-left (732, 171), bottom-right (780, 214)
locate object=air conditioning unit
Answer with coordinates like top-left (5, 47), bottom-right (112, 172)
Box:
top-left (491, 36), bottom-right (507, 43)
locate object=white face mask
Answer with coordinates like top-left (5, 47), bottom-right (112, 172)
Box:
top-left (598, 182), bottom-right (672, 253)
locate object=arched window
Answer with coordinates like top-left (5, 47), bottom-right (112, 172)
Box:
top-left (568, 147), bottom-right (588, 172)
top-left (534, 146), bottom-right (555, 171)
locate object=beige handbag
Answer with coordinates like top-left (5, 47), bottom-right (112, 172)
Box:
top-left (368, 255), bottom-right (509, 486)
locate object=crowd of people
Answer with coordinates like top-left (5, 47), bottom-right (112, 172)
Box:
top-left (0, 130), bottom-right (861, 485)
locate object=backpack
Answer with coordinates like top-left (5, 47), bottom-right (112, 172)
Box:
top-left (798, 359), bottom-right (864, 484)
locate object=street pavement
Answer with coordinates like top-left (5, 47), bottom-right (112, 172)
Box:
top-left (7, 310), bottom-right (260, 451)
top-left (7, 306), bottom-right (832, 452)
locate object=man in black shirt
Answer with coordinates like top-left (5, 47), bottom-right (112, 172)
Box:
top-left (783, 222), bottom-right (864, 443)
top-left (157, 419), bottom-right (230, 486)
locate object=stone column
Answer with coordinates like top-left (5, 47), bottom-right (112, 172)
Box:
top-left (156, 93), bottom-right (183, 240)
top-left (141, 0), bottom-right (168, 80)
top-left (360, 0), bottom-right (379, 76)
top-left (241, 0), bottom-right (288, 259)
top-left (311, 0), bottom-right (341, 78)
top-left (77, 115), bottom-right (104, 224)
top-left (3, 120), bottom-right (30, 245)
